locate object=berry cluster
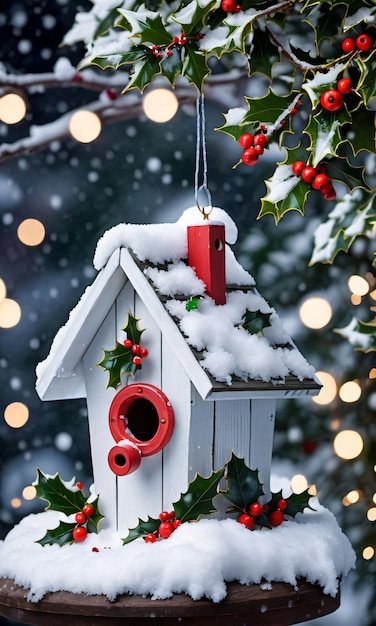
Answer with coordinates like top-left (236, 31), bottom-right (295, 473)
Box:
top-left (72, 499), bottom-right (95, 543)
top-left (238, 132), bottom-right (268, 167)
top-left (320, 76), bottom-right (353, 112)
top-left (150, 32), bottom-right (204, 59)
top-left (292, 161), bottom-right (336, 200)
top-left (144, 510), bottom-right (182, 543)
top-left (238, 498), bottom-right (287, 529)
top-left (123, 338), bottom-right (148, 367)
top-left (221, 0), bottom-right (242, 13)
top-left (342, 33), bottom-right (373, 54)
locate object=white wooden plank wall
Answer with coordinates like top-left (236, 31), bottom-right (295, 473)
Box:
top-left (188, 387), bottom-right (214, 481)
top-left (213, 399), bottom-right (251, 470)
top-left (249, 398), bottom-right (276, 500)
top-left (116, 286), bottom-right (163, 534)
top-left (82, 305), bottom-right (118, 529)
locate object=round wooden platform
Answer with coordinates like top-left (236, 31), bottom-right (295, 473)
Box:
top-left (0, 578), bottom-right (339, 626)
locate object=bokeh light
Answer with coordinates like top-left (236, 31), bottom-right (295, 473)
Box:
top-left (342, 490), bottom-right (361, 506)
top-left (0, 297), bottom-right (22, 328)
top-left (339, 380), bottom-right (362, 403)
top-left (0, 93), bottom-right (27, 124)
top-left (4, 402), bottom-right (29, 428)
top-left (363, 546), bottom-right (375, 560)
top-left (0, 278), bottom-right (6, 302)
top-left (142, 89), bottom-right (179, 123)
top-left (10, 498), bottom-right (22, 509)
top-left (367, 508), bottom-right (376, 522)
top-left (348, 274), bottom-right (369, 296)
top-left (69, 110), bottom-right (102, 143)
top-left (291, 474), bottom-right (308, 494)
top-left (299, 297), bottom-right (332, 329)
top-left (333, 429), bottom-right (364, 460)
top-left (312, 371), bottom-right (337, 405)
top-left (17, 218), bottom-right (46, 246)
top-left (22, 486), bottom-right (37, 501)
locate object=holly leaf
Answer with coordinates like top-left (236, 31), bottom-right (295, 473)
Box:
top-left (93, 4), bottom-right (123, 39)
top-left (123, 54), bottom-right (162, 92)
top-left (220, 453), bottom-right (264, 513)
top-left (242, 309), bottom-right (272, 335)
top-left (243, 90), bottom-right (301, 127)
top-left (336, 317), bottom-right (376, 352)
top-left (117, 9), bottom-right (172, 46)
top-left (182, 46), bottom-right (210, 92)
top-left (304, 107), bottom-right (352, 166)
top-left (284, 489), bottom-right (315, 517)
top-left (122, 516), bottom-right (160, 544)
top-left (325, 156), bottom-right (370, 192)
top-left (173, 468), bottom-right (224, 522)
top-left (90, 47), bottom-right (149, 72)
top-left (34, 468), bottom-right (87, 516)
top-left (250, 28), bottom-right (282, 79)
top-left (97, 311), bottom-right (145, 388)
top-left (161, 48), bottom-right (183, 86)
top-left (258, 163), bottom-right (308, 223)
top-left (172, 0), bottom-right (217, 36)
top-left (341, 106), bottom-right (376, 156)
top-left (37, 521), bottom-right (76, 547)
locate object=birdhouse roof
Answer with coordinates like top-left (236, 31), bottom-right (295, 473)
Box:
top-left (36, 207), bottom-right (320, 401)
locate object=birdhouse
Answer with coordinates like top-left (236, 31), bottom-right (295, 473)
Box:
top-left (35, 207), bottom-right (320, 535)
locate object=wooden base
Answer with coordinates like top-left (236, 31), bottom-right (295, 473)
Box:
top-left (0, 578), bottom-right (340, 626)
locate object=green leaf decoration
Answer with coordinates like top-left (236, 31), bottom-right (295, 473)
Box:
top-left (122, 516), bottom-right (160, 545)
top-left (34, 468), bottom-right (87, 516)
top-left (283, 489), bottom-right (315, 517)
top-left (336, 317), bottom-right (376, 352)
top-left (243, 90), bottom-right (301, 126)
top-left (186, 296), bottom-right (200, 311)
top-left (172, 0), bottom-right (217, 37)
top-left (242, 309), bottom-right (272, 335)
top-left (93, 5), bottom-right (123, 40)
top-left (304, 108), bottom-right (352, 166)
top-left (342, 106), bottom-right (376, 156)
top-left (37, 521), bottom-right (76, 547)
top-left (97, 311), bottom-right (146, 388)
top-left (173, 468), bottom-right (225, 522)
top-left (220, 453), bottom-right (264, 513)
top-left (117, 9), bottom-right (172, 46)
top-left (258, 162), bottom-right (308, 223)
top-left (325, 157), bottom-right (370, 192)
top-left (123, 54), bottom-right (162, 92)
top-left (90, 48), bottom-right (149, 72)
top-left (161, 48), bottom-right (183, 86)
top-left (249, 28), bottom-right (282, 80)
top-left (182, 46), bottom-right (210, 92)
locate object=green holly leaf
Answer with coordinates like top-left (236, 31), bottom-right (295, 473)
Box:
top-left (173, 468), bottom-right (225, 522)
top-left (123, 53), bottom-right (162, 92)
top-left (97, 311), bottom-right (145, 388)
top-left (358, 61), bottom-right (376, 109)
top-left (242, 309), bottom-right (272, 335)
top-left (284, 489), bottom-right (315, 517)
top-left (336, 317), bottom-right (376, 352)
top-left (215, 108), bottom-right (256, 142)
top-left (93, 4), bottom-right (123, 39)
top-left (37, 521), bottom-right (76, 547)
top-left (258, 163), bottom-right (308, 223)
top-left (182, 46), bottom-right (210, 92)
top-left (325, 156), bottom-right (370, 192)
top-left (341, 106), bottom-right (376, 156)
top-left (90, 47), bottom-right (149, 72)
top-left (34, 468), bottom-right (87, 516)
top-left (220, 453), bottom-right (264, 513)
top-left (304, 107), bottom-right (352, 166)
top-left (243, 90), bottom-right (301, 126)
top-left (250, 28), bottom-right (282, 80)
top-left (117, 9), bottom-right (172, 46)
top-left (161, 48), bottom-right (183, 86)
top-left (172, 0), bottom-right (217, 36)
top-left (122, 516), bottom-right (160, 544)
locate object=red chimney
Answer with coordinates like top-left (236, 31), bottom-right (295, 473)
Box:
top-left (187, 223), bottom-right (226, 305)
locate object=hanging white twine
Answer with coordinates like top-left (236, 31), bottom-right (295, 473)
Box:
top-left (194, 94), bottom-right (212, 219)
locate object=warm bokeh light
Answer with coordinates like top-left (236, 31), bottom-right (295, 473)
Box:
top-left (348, 274), bottom-right (370, 296)
top-left (333, 429), bottom-right (364, 460)
top-left (308, 484), bottom-right (317, 496)
top-left (339, 380), bottom-right (362, 403)
top-left (0, 297), bottom-right (22, 328)
top-left (370, 289), bottom-right (376, 301)
top-left (0, 93), bottom-right (27, 124)
top-left (312, 371), bottom-right (337, 405)
top-left (22, 486), bottom-right (37, 501)
top-left (69, 110), bottom-right (101, 143)
top-left (10, 498), bottom-right (22, 509)
top-left (370, 368), bottom-right (376, 379)
top-left (17, 218), bottom-right (46, 246)
top-left (362, 546), bottom-right (374, 560)
top-left (142, 89), bottom-right (179, 123)
top-left (373, 493), bottom-right (376, 504)
top-left (367, 507), bottom-right (376, 522)
top-left (350, 294), bottom-right (362, 305)
top-left (4, 402), bottom-right (29, 428)
top-left (342, 490), bottom-right (361, 506)
top-left (0, 278), bottom-right (6, 302)
top-left (291, 474), bottom-right (308, 494)
top-left (299, 297), bottom-right (332, 329)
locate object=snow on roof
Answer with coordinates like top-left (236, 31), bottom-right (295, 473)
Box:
top-left (36, 206), bottom-right (317, 390)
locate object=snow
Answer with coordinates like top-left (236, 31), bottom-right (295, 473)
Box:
top-left (0, 489), bottom-right (355, 604)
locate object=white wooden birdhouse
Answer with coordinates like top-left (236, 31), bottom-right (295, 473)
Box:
top-left (36, 207), bottom-right (320, 535)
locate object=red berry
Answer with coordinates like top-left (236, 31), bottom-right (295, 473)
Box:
top-left (132, 344), bottom-right (140, 354)
top-left (254, 145), bottom-right (264, 156)
top-left (72, 73), bottom-right (83, 83)
top-left (237, 513), bottom-right (255, 529)
top-left (269, 510), bottom-right (284, 527)
top-left (73, 526), bottom-right (87, 542)
top-left (356, 34), bottom-right (372, 52)
top-left (92, 547), bottom-right (99, 552)
top-left (124, 339), bottom-right (133, 348)
top-left (277, 499), bottom-right (287, 511)
top-left (75, 512), bottom-right (87, 525)
top-left (166, 50), bottom-right (172, 57)
top-left (168, 510), bottom-right (175, 520)
top-left (140, 348), bottom-right (149, 358)
top-left (234, 4), bottom-right (242, 12)
top-left (242, 147), bottom-right (258, 166)
top-left (322, 186), bottom-right (336, 200)
top-left (337, 77), bottom-right (352, 94)
top-left (292, 161), bottom-right (305, 176)
top-left (341, 38), bottom-right (356, 53)
top-left (173, 36), bottom-right (179, 44)
top-left (320, 89), bottom-right (343, 112)
top-left (158, 521), bottom-right (174, 539)
top-left (76, 481), bottom-right (83, 490)
top-left (145, 533), bottom-right (157, 543)
top-left (180, 33), bottom-right (187, 44)
top-left (159, 511), bottom-right (170, 522)
top-left (301, 166), bottom-right (316, 183)
top-left (172, 519), bottom-right (181, 529)
top-left (263, 503), bottom-right (269, 512)
top-left (290, 107), bottom-right (298, 116)
top-left (260, 125), bottom-right (267, 133)
top-left (238, 133), bottom-right (253, 148)
top-left (82, 503), bottom-right (95, 518)
top-left (303, 439), bottom-right (317, 454)
top-left (133, 355), bottom-right (142, 366)
top-left (253, 133), bottom-right (267, 148)
top-left (312, 173), bottom-right (330, 192)
top-left (221, 0), bottom-right (236, 11)
top-left (249, 502), bottom-right (263, 517)
top-left (105, 89), bottom-right (117, 101)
